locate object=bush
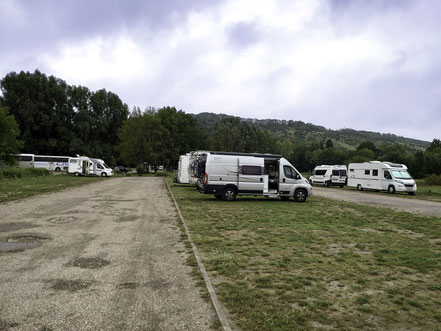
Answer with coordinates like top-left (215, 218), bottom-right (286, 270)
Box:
top-left (0, 167), bottom-right (50, 179)
top-left (424, 174), bottom-right (441, 186)
top-left (136, 164), bottom-right (146, 175)
top-left (154, 171), bottom-right (168, 177)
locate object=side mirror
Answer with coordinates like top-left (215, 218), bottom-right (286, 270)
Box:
top-left (295, 174), bottom-right (301, 179)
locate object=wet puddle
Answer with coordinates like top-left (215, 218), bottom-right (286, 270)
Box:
top-left (0, 235), bottom-right (50, 252)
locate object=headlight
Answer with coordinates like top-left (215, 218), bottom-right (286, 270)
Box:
top-left (395, 180), bottom-right (403, 184)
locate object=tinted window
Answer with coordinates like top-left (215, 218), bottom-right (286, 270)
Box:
top-left (97, 164), bottom-right (104, 169)
top-left (35, 156), bottom-right (50, 162)
top-left (70, 159), bottom-right (77, 164)
top-left (242, 165), bottom-right (261, 175)
top-left (372, 170), bottom-right (378, 176)
top-left (332, 170), bottom-right (339, 176)
top-left (284, 166), bottom-right (298, 179)
top-left (384, 170), bottom-right (391, 179)
top-left (365, 170), bottom-right (370, 175)
top-left (350, 169), bottom-right (354, 172)
top-left (19, 155), bottom-right (33, 161)
top-left (315, 170), bottom-right (326, 176)
top-left (339, 170), bottom-right (347, 176)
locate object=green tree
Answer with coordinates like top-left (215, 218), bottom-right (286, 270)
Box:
top-left (0, 106), bottom-right (23, 164)
top-left (325, 139), bottom-right (334, 149)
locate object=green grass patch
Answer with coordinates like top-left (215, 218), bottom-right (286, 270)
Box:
top-left (0, 174), bottom-right (104, 203)
top-left (169, 178), bottom-right (441, 330)
top-left (0, 167), bottom-right (50, 179)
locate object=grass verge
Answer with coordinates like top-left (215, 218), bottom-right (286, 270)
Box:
top-left (0, 174), bottom-right (104, 203)
top-left (169, 178), bottom-right (441, 330)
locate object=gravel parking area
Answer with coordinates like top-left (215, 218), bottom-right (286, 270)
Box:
top-left (313, 186), bottom-right (441, 217)
top-left (0, 177), bottom-right (217, 330)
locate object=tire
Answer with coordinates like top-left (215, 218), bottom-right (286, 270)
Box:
top-left (325, 181), bottom-right (330, 187)
top-left (55, 167), bottom-right (61, 172)
top-left (340, 185), bottom-right (344, 188)
top-left (214, 195), bottom-right (222, 199)
top-left (294, 189), bottom-right (307, 202)
top-left (408, 192), bottom-right (415, 195)
top-left (357, 184), bottom-right (362, 191)
top-left (74, 172), bottom-right (80, 177)
top-left (280, 196), bottom-right (290, 201)
top-left (388, 185), bottom-right (396, 194)
top-left (101, 172), bottom-right (107, 177)
top-left (222, 187), bottom-right (237, 201)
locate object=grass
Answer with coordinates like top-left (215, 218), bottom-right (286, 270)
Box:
top-left (0, 174), bottom-right (104, 203)
top-left (169, 179), bottom-right (441, 330)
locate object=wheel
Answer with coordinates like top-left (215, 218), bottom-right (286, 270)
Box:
top-left (222, 187), bottom-right (237, 201)
top-left (309, 180), bottom-right (313, 185)
top-left (340, 185), bottom-right (344, 188)
top-left (294, 189), bottom-right (307, 202)
top-left (280, 196), bottom-right (290, 201)
top-left (388, 185), bottom-right (395, 194)
top-left (408, 192), bottom-right (414, 195)
top-left (357, 184), bottom-right (362, 191)
top-left (325, 181), bottom-right (330, 187)
top-left (55, 167), bottom-right (61, 172)
top-left (214, 195), bottom-right (222, 199)
top-left (101, 172), bottom-right (107, 177)
top-left (74, 172), bottom-right (80, 177)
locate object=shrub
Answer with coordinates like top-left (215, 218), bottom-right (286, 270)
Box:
top-left (424, 174), bottom-right (441, 186)
top-left (0, 167), bottom-right (50, 179)
top-left (136, 164), bottom-right (146, 175)
top-left (154, 171), bottom-right (168, 177)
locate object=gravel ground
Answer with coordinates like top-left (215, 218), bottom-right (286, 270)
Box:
top-left (0, 177), bottom-right (217, 330)
top-left (312, 186), bottom-right (441, 218)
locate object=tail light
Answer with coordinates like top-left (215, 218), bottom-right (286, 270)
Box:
top-left (204, 173), bottom-right (208, 184)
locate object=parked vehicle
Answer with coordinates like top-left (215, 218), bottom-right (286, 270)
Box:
top-left (197, 151), bottom-right (312, 202)
top-left (309, 165), bottom-right (347, 187)
top-left (114, 166), bottom-right (128, 173)
top-left (175, 153), bottom-right (191, 183)
top-left (68, 156), bottom-right (113, 177)
top-left (347, 161), bottom-right (416, 195)
top-left (14, 153), bottom-right (70, 171)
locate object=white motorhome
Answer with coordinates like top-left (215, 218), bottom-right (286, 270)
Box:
top-left (347, 161), bottom-right (416, 195)
top-left (309, 165), bottom-right (347, 187)
top-left (197, 152), bottom-right (312, 202)
top-left (68, 156), bottom-right (113, 177)
top-left (175, 153), bottom-right (191, 184)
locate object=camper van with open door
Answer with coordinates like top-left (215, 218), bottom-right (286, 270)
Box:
top-left (197, 152), bottom-right (312, 202)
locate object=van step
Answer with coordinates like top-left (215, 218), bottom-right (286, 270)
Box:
top-left (264, 194), bottom-right (279, 198)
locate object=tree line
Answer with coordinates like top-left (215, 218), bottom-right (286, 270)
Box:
top-left (1, 70), bottom-right (440, 178)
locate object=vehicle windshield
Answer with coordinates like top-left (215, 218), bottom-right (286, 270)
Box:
top-left (104, 163), bottom-right (111, 169)
top-left (390, 170), bottom-right (412, 180)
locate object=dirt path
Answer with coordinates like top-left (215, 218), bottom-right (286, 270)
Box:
top-left (0, 177), bottom-right (217, 330)
top-left (313, 187), bottom-right (441, 218)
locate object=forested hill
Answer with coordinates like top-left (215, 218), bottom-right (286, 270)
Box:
top-left (193, 112), bottom-right (430, 152)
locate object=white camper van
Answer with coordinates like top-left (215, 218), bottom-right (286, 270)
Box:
top-left (68, 156), bottom-right (113, 177)
top-left (197, 152), bottom-right (312, 202)
top-left (175, 154), bottom-right (191, 183)
top-left (347, 161), bottom-right (416, 194)
top-left (309, 165), bottom-right (347, 187)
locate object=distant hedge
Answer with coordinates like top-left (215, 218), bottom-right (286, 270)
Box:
top-left (424, 174), bottom-right (441, 186)
top-left (0, 167), bottom-right (50, 179)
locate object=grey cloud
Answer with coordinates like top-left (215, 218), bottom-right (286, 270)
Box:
top-left (227, 22), bottom-right (260, 48)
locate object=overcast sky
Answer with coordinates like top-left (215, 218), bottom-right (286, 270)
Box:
top-left (1, 0), bottom-right (440, 142)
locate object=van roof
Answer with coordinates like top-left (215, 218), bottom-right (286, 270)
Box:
top-left (209, 151), bottom-right (282, 159)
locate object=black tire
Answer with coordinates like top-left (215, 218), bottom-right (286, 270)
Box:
top-left (74, 172), bottom-right (80, 177)
top-left (340, 185), bottom-right (344, 188)
top-left (55, 167), bottom-right (61, 172)
top-left (357, 184), bottom-right (362, 191)
top-left (408, 192), bottom-right (415, 195)
top-left (325, 181), bottom-right (330, 187)
top-left (280, 196), bottom-right (290, 201)
top-left (214, 195), bottom-right (222, 199)
top-left (388, 185), bottom-right (396, 194)
top-left (294, 189), bottom-right (307, 202)
top-left (222, 187), bottom-right (237, 201)
top-left (101, 172), bottom-right (107, 177)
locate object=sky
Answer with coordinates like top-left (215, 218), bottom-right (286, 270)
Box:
top-left (1, 0), bottom-right (440, 142)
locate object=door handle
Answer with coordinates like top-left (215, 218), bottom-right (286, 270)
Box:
top-left (283, 178), bottom-right (286, 183)
top-left (260, 178), bottom-right (263, 182)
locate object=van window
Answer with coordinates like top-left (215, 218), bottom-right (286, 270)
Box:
top-left (70, 159), bottom-right (77, 164)
top-left (332, 170), bottom-right (339, 176)
top-left (384, 170), bottom-right (391, 179)
top-left (365, 170), bottom-right (370, 175)
top-left (372, 170), bottom-right (378, 176)
top-left (97, 163), bottom-right (104, 169)
top-left (242, 165), bottom-right (261, 175)
top-left (284, 166), bottom-right (298, 179)
top-left (350, 169), bottom-right (354, 172)
top-left (315, 169), bottom-right (326, 176)
top-left (19, 155), bottom-right (33, 162)
top-left (339, 170), bottom-right (347, 176)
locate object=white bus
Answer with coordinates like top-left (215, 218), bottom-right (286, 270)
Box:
top-left (15, 154), bottom-right (70, 171)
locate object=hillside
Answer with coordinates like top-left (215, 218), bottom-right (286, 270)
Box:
top-left (193, 112), bottom-right (430, 152)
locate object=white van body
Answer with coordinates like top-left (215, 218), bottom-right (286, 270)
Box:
top-left (309, 165), bottom-right (347, 187)
top-left (197, 152), bottom-right (312, 202)
top-left (68, 156), bottom-right (113, 177)
top-left (33, 155), bottom-right (70, 172)
top-left (176, 154), bottom-right (191, 183)
top-left (347, 161), bottom-right (416, 194)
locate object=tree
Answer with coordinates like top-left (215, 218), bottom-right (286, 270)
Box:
top-left (0, 106), bottom-right (23, 164)
top-left (116, 112), bottom-right (171, 167)
top-left (325, 139), bottom-right (334, 149)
